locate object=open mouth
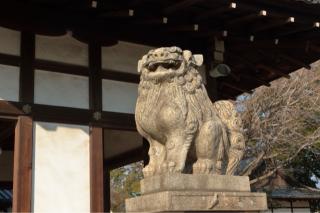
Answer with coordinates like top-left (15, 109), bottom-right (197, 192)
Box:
top-left (146, 59), bottom-right (182, 71)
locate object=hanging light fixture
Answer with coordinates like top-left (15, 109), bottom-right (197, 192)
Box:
top-left (209, 64), bottom-right (231, 78)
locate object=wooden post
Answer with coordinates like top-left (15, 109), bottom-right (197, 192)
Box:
top-left (20, 32), bottom-right (35, 103)
top-left (90, 126), bottom-right (105, 212)
top-left (12, 116), bottom-right (33, 212)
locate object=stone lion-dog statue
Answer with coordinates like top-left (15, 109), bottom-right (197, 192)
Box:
top-left (135, 47), bottom-right (245, 177)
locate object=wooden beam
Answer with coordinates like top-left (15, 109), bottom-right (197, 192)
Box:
top-left (0, 100), bottom-right (136, 129)
top-left (101, 70), bottom-right (139, 84)
top-left (0, 101), bottom-right (24, 116)
top-left (0, 53), bottom-right (138, 84)
top-left (12, 116), bottom-right (33, 212)
top-left (19, 32), bottom-right (35, 103)
top-left (90, 126), bottom-right (104, 212)
top-left (34, 59), bottom-right (89, 76)
top-left (0, 53), bottom-right (20, 66)
top-left (99, 111), bottom-right (136, 131)
top-left (163, 0), bottom-right (205, 14)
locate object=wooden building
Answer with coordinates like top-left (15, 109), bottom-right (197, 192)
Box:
top-left (0, 0), bottom-right (319, 212)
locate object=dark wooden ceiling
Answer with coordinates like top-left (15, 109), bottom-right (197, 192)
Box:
top-left (0, 0), bottom-right (319, 98)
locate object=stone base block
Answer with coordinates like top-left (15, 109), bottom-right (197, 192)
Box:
top-left (126, 190), bottom-right (267, 212)
top-left (126, 174), bottom-right (267, 212)
top-left (141, 174), bottom-right (251, 194)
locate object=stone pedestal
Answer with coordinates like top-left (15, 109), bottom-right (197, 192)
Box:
top-left (125, 174), bottom-right (267, 212)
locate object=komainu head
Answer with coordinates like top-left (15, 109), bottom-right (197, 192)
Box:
top-left (138, 47), bottom-right (203, 83)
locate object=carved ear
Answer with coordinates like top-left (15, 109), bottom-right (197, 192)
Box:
top-left (183, 50), bottom-right (192, 62)
top-left (137, 59), bottom-right (143, 73)
top-left (193, 54), bottom-right (203, 66)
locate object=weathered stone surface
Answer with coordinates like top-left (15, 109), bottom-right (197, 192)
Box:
top-left (126, 190), bottom-right (268, 212)
top-left (135, 47), bottom-right (245, 177)
top-left (127, 47), bottom-right (268, 212)
top-left (141, 174), bottom-right (251, 194)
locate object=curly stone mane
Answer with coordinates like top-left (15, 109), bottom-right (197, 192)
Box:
top-left (137, 48), bottom-right (217, 140)
top-left (135, 47), bottom-right (245, 176)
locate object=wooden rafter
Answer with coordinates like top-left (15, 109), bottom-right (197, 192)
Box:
top-left (226, 12), bottom-right (266, 27)
top-left (220, 82), bottom-right (251, 94)
top-left (256, 64), bottom-right (290, 79)
top-left (195, 5), bottom-right (233, 21)
top-left (240, 74), bottom-right (271, 87)
top-left (274, 25), bottom-right (316, 38)
top-left (252, 19), bottom-right (293, 33)
top-left (163, 0), bottom-right (205, 14)
top-left (279, 53), bottom-right (311, 70)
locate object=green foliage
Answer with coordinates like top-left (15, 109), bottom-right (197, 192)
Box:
top-left (287, 149), bottom-right (320, 188)
top-left (110, 161), bottom-right (144, 212)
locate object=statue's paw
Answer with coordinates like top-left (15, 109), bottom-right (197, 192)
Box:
top-left (193, 159), bottom-right (214, 174)
top-left (143, 165), bottom-right (155, 177)
top-left (160, 162), bottom-right (169, 173)
top-left (168, 161), bottom-right (177, 173)
top-left (161, 161), bottom-right (181, 173)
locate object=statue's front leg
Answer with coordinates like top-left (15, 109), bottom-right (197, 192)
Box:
top-left (162, 134), bottom-right (190, 173)
top-left (143, 138), bottom-right (165, 177)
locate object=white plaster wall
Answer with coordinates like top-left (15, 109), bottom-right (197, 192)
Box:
top-left (102, 41), bottom-right (153, 74)
top-left (102, 79), bottom-right (138, 114)
top-left (0, 65), bottom-right (20, 101)
top-left (0, 27), bottom-right (20, 56)
top-left (35, 34), bottom-right (88, 66)
top-left (34, 70), bottom-right (89, 109)
top-left (293, 209), bottom-right (311, 213)
top-left (273, 209), bottom-right (292, 213)
top-left (32, 122), bottom-right (90, 213)
top-left (0, 151), bottom-right (13, 181)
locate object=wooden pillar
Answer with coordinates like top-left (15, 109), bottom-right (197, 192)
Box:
top-left (88, 41), bottom-right (106, 212)
top-left (90, 126), bottom-right (104, 212)
top-left (290, 200), bottom-right (293, 213)
top-left (12, 116), bottom-right (33, 212)
top-left (20, 32), bottom-right (35, 103)
top-left (89, 42), bottom-right (102, 112)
